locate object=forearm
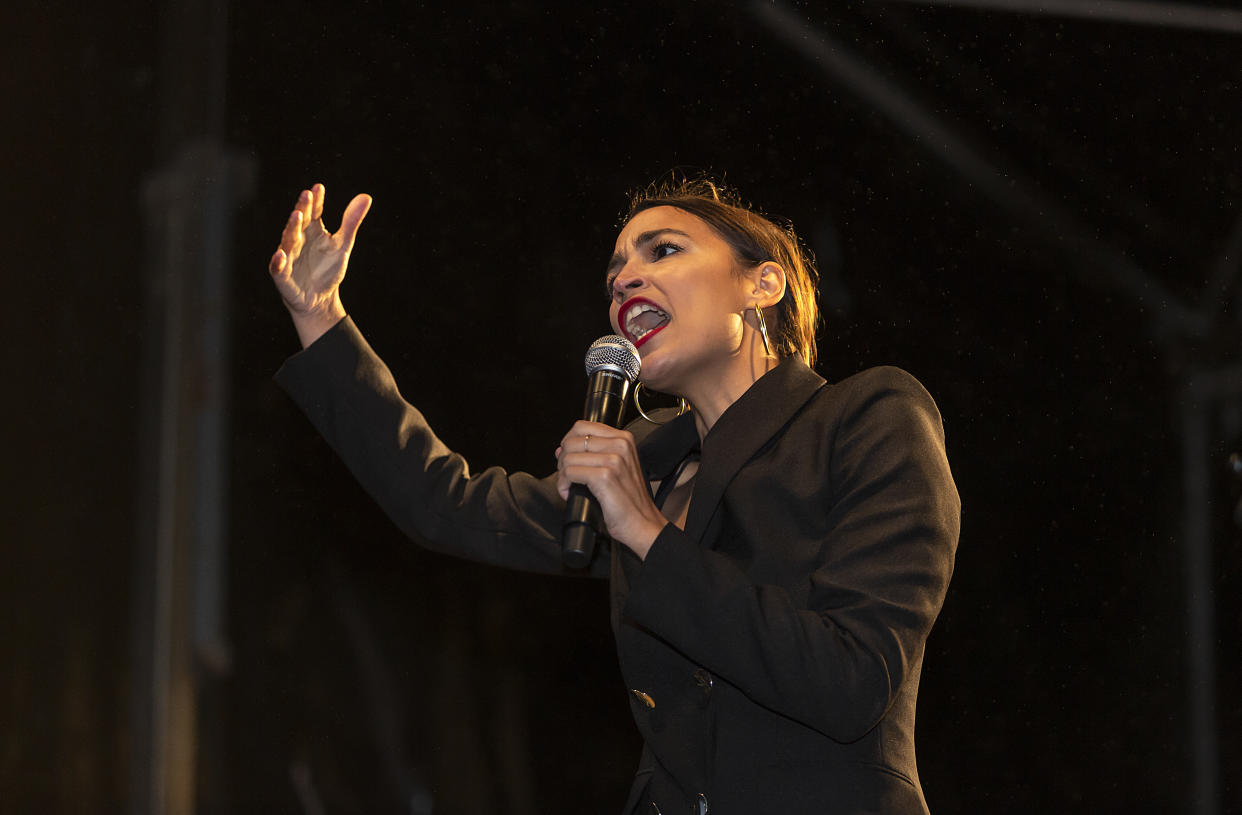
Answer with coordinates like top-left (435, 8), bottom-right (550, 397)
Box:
top-left (624, 526), bottom-right (950, 742)
top-left (276, 316), bottom-right (605, 576)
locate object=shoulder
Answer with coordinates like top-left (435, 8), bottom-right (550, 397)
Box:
top-left (805, 366), bottom-right (947, 445)
top-left (829, 365), bottom-right (932, 401)
top-left (824, 366), bottom-right (939, 413)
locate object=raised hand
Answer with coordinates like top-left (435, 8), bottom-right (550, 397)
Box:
top-left (269, 183), bottom-right (372, 347)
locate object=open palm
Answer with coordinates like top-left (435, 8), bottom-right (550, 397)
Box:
top-left (269, 183), bottom-right (372, 320)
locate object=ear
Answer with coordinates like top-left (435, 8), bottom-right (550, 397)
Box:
top-left (750, 263), bottom-right (787, 310)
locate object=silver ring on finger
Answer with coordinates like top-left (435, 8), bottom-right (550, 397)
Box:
top-left (584, 435), bottom-right (591, 453)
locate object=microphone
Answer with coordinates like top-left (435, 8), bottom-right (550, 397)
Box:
top-left (562, 334), bottom-right (642, 569)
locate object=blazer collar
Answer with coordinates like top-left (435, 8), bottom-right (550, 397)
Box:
top-left (634, 357), bottom-right (827, 547)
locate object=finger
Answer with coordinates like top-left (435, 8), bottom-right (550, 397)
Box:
top-left (310, 183), bottom-right (325, 222)
top-left (560, 432), bottom-right (635, 468)
top-left (555, 456), bottom-right (583, 499)
top-left (561, 422), bottom-right (607, 449)
top-left (562, 452), bottom-right (628, 472)
top-left (558, 459), bottom-right (638, 513)
top-left (557, 461), bottom-right (603, 501)
top-left (268, 248), bottom-right (286, 277)
top-left (280, 209), bottom-right (304, 254)
top-left (295, 188), bottom-right (313, 228)
top-left (268, 248), bottom-right (302, 304)
top-left (570, 420), bottom-right (633, 440)
top-left (337, 193), bottom-right (373, 250)
top-left (570, 428), bottom-right (638, 461)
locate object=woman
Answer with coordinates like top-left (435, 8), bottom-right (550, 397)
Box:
top-left (269, 180), bottom-right (960, 814)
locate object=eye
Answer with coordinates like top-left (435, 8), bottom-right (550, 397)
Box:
top-left (650, 241), bottom-right (682, 260)
top-left (604, 240), bottom-right (684, 299)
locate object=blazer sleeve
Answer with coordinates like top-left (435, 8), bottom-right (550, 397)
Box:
top-left (275, 316), bottom-right (608, 577)
top-left (622, 367), bottom-right (960, 741)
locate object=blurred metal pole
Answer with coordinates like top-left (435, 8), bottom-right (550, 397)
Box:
top-left (132, 1), bottom-right (251, 813)
top-left (876, 0), bottom-right (1242, 35)
top-left (1178, 368), bottom-right (1238, 815)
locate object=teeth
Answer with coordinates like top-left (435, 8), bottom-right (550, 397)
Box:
top-left (624, 302), bottom-right (669, 340)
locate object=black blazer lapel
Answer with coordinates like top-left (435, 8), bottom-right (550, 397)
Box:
top-left (611, 361), bottom-right (825, 625)
top-left (632, 409), bottom-right (699, 482)
top-left (683, 359), bottom-right (826, 549)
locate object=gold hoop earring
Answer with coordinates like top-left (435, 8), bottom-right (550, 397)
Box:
top-left (634, 382), bottom-right (689, 425)
top-left (755, 305), bottom-right (773, 357)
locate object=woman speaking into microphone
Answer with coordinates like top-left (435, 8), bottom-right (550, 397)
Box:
top-left (269, 178), bottom-right (960, 814)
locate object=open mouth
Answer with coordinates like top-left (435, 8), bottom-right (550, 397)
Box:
top-left (620, 298), bottom-right (670, 348)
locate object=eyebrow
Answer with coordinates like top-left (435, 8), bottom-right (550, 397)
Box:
top-left (605, 228), bottom-right (693, 279)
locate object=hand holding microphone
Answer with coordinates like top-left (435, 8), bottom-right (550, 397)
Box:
top-left (558, 336), bottom-right (667, 568)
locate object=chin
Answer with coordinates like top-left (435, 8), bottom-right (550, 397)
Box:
top-left (636, 358), bottom-right (680, 396)
top-left (637, 331), bottom-right (701, 395)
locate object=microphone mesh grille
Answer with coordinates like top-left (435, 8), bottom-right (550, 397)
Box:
top-left (584, 335), bottom-right (641, 381)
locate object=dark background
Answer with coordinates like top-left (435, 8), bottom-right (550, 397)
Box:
top-left (5, 0), bottom-right (1241, 812)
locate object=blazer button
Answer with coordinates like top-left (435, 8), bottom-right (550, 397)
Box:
top-left (693, 668), bottom-right (713, 695)
top-left (631, 688), bottom-right (656, 709)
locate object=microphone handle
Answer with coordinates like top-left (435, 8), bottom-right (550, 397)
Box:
top-left (561, 370), bottom-right (633, 569)
top-left (582, 369), bottom-right (631, 424)
top-left (562, 485), bottom-right (602, 570)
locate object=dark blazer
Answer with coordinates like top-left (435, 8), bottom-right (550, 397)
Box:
top-left (277, 317), bottom-right (961, 815)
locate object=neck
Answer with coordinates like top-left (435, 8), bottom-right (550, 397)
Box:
top-left (683, 336), bottom-right (780, 440)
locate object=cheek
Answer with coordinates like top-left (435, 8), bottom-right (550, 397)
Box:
top-left (690, 294), bottom-right (746, 334)
top-left (691, 310), bottom-right (747, 351)
top-left (608, 305), bottom-right (621, 333)
top-left (716, 311), bottom-right (747, 343)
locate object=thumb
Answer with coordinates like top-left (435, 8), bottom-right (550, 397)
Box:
top-left (338, 193), bottom-right (373, 249)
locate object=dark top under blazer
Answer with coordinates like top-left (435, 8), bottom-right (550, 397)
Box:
top-left (276, 316), bottom-right (961, 815)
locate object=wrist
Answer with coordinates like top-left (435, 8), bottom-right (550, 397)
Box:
top-left (628, 518), bottom-right (668, 561)
top-left (289, 299), bottom-right (346, 348)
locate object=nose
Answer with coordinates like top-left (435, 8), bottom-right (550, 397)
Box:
top-left (611, 267), bottom-right (647, 300)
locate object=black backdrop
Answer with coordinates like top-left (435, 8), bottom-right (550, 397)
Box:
top-left (6, 1), bottom-right (1241, 812)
